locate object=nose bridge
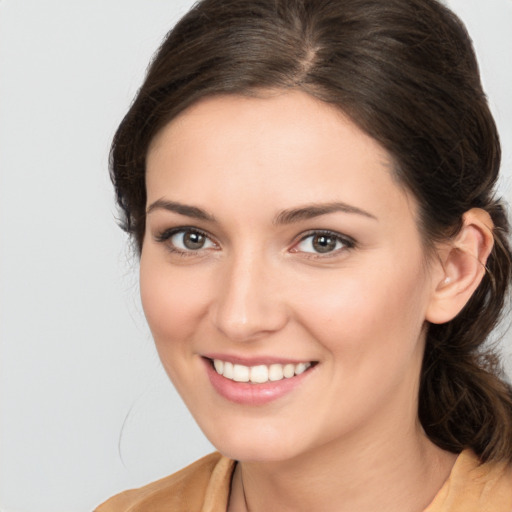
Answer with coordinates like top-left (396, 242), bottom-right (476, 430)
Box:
top-left (211, 246), bottom-right (287, 341)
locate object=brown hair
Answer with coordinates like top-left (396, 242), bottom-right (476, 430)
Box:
top-left (110, 0), bottom-right (512, 462)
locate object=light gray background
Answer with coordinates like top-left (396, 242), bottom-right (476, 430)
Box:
top-left (0, 1), bottom-right (510, 511)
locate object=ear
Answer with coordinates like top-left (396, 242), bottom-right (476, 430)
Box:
top-left (426, 208), bottom-right (494, 325)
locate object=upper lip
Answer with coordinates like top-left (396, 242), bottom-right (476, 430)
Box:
top-left (202, 353), bottom-right (316, 366)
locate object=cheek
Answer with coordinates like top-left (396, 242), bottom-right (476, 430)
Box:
top-left (139, 257), bottom-right (209, 345)
top-left (293, 260), bottom-right (430, 359)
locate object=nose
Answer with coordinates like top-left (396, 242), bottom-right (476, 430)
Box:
top-left (210, 252), bottom-right (289, 342)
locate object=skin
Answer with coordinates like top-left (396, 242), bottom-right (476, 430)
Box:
top-left (141, 91), bottom-right (459, 512)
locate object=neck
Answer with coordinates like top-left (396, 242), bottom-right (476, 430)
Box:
top-left (229, 418), bottom-right (456, 512)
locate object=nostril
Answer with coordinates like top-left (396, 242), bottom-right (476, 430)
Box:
top-left (211, 300), bottom-right (289, 342)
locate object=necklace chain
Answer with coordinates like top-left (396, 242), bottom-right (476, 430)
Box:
top-left (240, 466), bottom-right (251, 512)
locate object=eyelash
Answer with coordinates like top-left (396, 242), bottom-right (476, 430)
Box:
top-left (154, 227), bottom-right (218, 257)
top-left (292, 230), bottom-right (356, 259)
top-left (154, 227), bottom-right (356, 258)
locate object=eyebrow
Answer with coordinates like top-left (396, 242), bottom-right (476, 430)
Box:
top-left (146, 199), bottom-right (377, 224)
top-left (273, 202), bottom-right (377, 225)
top-left (146, 199), bottom-right (216, 222)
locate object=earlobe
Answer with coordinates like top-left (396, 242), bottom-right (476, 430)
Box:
top-left (426, 208), bottom-right (494, 325)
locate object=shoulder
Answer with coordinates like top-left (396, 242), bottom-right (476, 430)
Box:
top-left (426, 450), bottom-right (512, 512)
top-left (95, 452), bottom-right (235, 512)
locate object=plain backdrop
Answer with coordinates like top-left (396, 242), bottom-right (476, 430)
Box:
top-left (0, 1), bottom-right (510, 511)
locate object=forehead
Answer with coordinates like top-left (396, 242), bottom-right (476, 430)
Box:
top-left (148, 90), bottom-right (388, 163)
top-left (146, 91), bottom-right (417, 226)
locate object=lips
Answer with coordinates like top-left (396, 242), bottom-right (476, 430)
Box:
top-left (203, 355), bottom-right (316, 405)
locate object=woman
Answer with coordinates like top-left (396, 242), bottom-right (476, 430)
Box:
top-left (97, 0), bottom-right (512, 510)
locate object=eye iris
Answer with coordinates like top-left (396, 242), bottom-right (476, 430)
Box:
top-left (312, 234), bottom-right (337, 253)
top-left (183, 231), bottom-right (205, 250)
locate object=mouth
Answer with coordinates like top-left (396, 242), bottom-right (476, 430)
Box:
top-left (202, 356), bottom-right (317, 405)
top-left (202, 355), bottom-right (318, 405)
top-left (209, 358), bottom-right (315, 384)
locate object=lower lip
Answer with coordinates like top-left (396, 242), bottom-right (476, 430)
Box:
top-left (203, 359), bottom-right (314, 406)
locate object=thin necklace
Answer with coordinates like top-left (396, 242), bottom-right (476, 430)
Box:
top-left (240, 466), bottom-right (251, 512)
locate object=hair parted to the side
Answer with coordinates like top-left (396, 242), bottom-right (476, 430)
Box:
top-left (110, 0), bottom-right (512, 462)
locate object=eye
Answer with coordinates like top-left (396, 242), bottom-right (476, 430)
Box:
top-left (155, 227), bottom-right (217, 253)
top-left (293, 231), bottom-right (354, 255)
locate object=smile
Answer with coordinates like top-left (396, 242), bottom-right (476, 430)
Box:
top-left (212, 359), bottom-right (312, 384)
top-left (203, 356), bottom-right (317, 405)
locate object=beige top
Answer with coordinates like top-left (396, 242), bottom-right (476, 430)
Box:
top-left (96, 450), bottom-right (512, 512)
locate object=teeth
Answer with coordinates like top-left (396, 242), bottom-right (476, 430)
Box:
top-left (223, 361), bottom-right (234, 379)
top-left (268, 364), bottom-right (284, 381)
top-left (295, 362), bottom-right (309, 375)
top-left (283, 363), bottom-right (295, 378)
top-left (213, 359), bottom-right (224, 374)
top-left (250, 365), bottom-right (269, 383)
top-left (212, 359), bottom-right (312, 383)
top-left (233, 364), bottom-right (250, 382)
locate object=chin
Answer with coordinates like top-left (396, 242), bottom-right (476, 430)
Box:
top-left (198, 418), bottom-right (306, 463)
top-left (217, 441), bottom-right (301, 464)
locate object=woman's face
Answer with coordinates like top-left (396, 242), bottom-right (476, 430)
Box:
top-left (141, 91), bottom-right (439, 463)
